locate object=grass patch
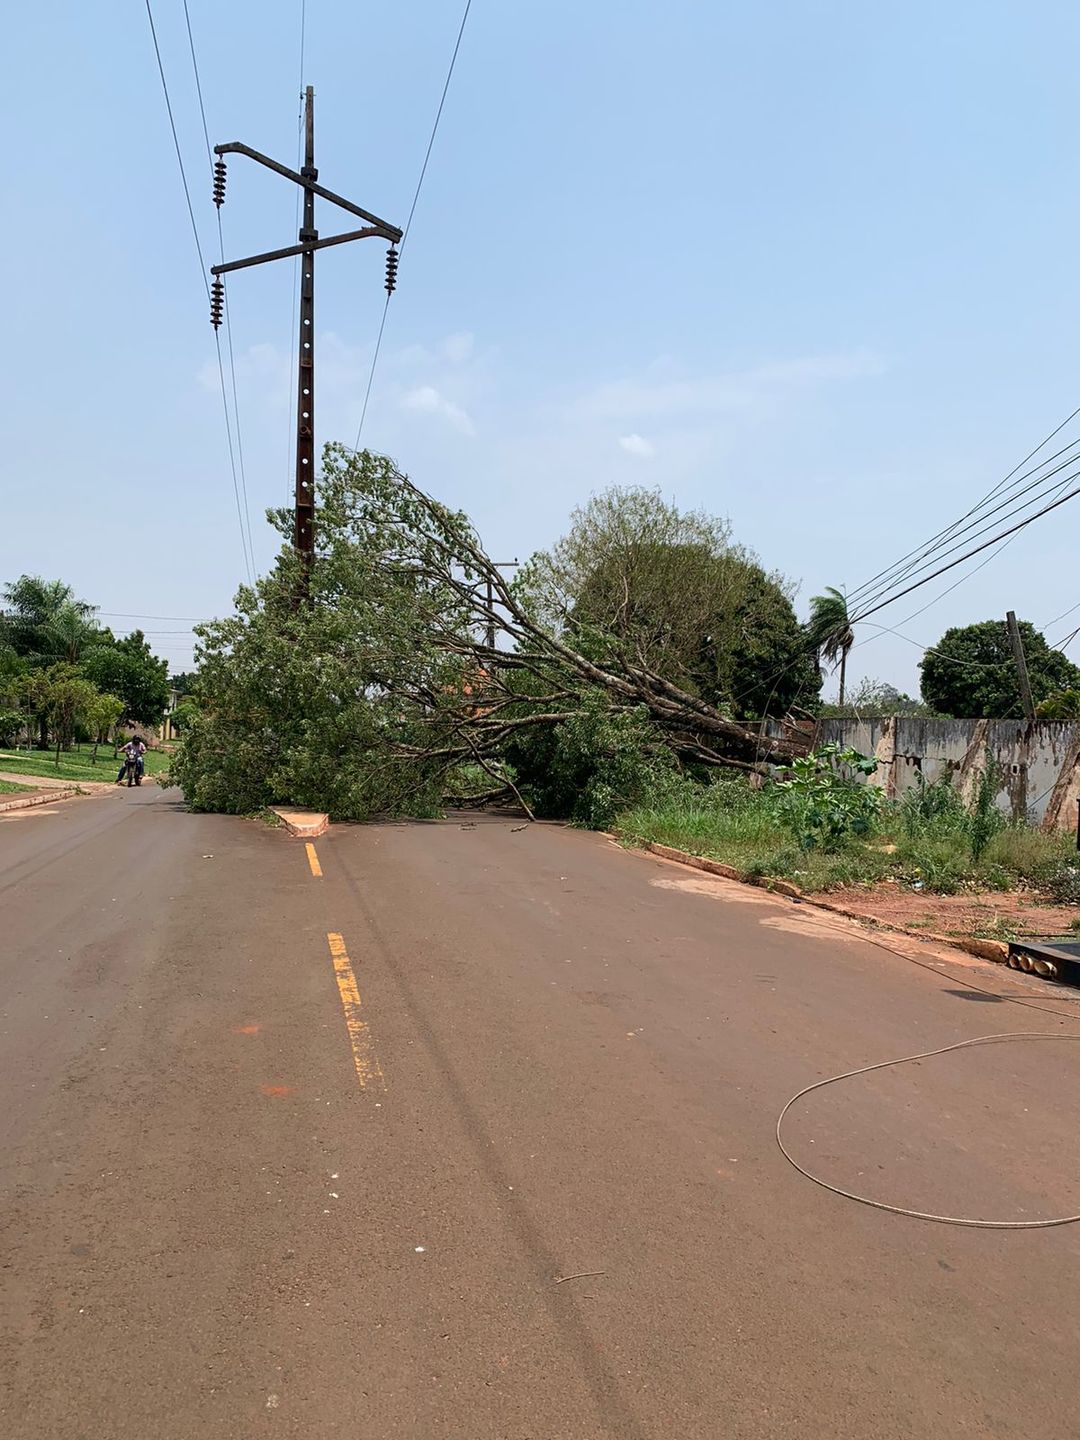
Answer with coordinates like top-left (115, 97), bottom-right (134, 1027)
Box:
top-left (617, 769), bottom-right (1080, 900)
top-left (618, 795), bottom-right (891, 892)
top-left (0, 778), bottom-right (32, 795)
top-left (0, 742), bottom-right (169, 783)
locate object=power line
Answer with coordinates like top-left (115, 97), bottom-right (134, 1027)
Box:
top-left (353, 0), bottom-right (473, 450)
top-left (143, 0), bottom-right (254, 585)
top-left (859, 621), bottom-right (1012, 671)
top-left (850, 445), bottom-right (1080, 619)
top-left (97, 611), bottom-right (210, 621)
top-left (182, 0), bottom-right (256, 581)
top-left (1043, 598), bottom-right (1080, 632)
top-left (845, 400), bottom-right (1080, 611)
top-left (851, 477), bottom-right (1080, 624)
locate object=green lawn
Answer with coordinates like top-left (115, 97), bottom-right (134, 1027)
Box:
top-left (0, 742), bottom-right (170, 783)
top-left (0, 778), bottom-right (32, 795)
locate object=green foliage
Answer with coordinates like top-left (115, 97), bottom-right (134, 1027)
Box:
top-left (87, 691), bottom-right (124, 743)
top-left (171, 448), bottom-right (480, 820)
top-left (1, 575), bottom-right (171, 740)
top-left (517, 485), bottom-right (819, 718)
top-left (615, 749), bottom-right (1080, 898)
top-left (1034, 861), bottom-right (1080, 905)
top-left (170, 698), bottom-right (199, 734)
top-left (893, 838), bottom-right (969, 895)
top-left (899, 771), bottom-right (967, 838)
top-left (968, 752), bottom-right (1004, 861)
top-left (770, 743), bottom-right (882, 849)
top-left (506, 698), bottom-right (678, 828)
top-left (82, 631), bottom-right (170, 727)
top-left (1, 575), bottom-right (96, 663)
top-left (920, 618), bottom-right (1080, 717)
top-left (1035, 688), bottom-right (1080, 719)
top-left (0, 708), bottom-right (22, 746)
top-left (806, 587), bottom-right (854, 702)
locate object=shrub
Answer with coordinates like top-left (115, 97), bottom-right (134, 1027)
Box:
top-left (1032, 860), bottom-right (1080, 905)
top-left (770, 744), bottom-right (882, 850)
top-left (968, 753), bottom-right (1005, 862)
top-left (896, 837), bottom-right (968, 894)
top-left (899, 772), bottom-right (966, 838)
top-left (507, 699), bottom-right (678, 829)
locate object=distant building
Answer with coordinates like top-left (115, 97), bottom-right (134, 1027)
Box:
top-left (157, 686), bottom-right (182, 744)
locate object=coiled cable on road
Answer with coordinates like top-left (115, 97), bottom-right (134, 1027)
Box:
top-left (776, 1031), bottom-right (1080, 1228)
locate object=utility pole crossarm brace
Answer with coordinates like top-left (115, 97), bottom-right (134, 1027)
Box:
top-left (211, 227), bottom-right (395, 277)
top-left (213, 141), bottom-right (403, 241)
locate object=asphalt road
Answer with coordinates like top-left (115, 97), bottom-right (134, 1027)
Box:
top-left (5, 788), bottom-right (1080, 1438)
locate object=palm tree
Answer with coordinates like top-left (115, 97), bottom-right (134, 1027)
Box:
top-left (46, 603), bottom-right (100, 664)
top-left (807, 586), bottom-right (855, 706)
top-left (2, 576), bottom-right (95, 660)
top-left (1, 576), bottom-right (99, 747)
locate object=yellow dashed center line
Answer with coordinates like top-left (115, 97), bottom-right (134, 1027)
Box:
top-left (305, 842), bottom-right (323, 877)
top-left (326, 933), bottom-right (384, 1090)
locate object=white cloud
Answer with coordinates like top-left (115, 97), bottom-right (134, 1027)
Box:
top-left (442, 331), bottom-right (475, 365)
top-left (401, 384), bottom-right (475, 435)
top-left (581, 349), bottom-right (886, 421)
top-left (618, 432), bottom-right (656, 458)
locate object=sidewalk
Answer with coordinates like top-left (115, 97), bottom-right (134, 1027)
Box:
top-left (0, 770), bottom-right (118, 795)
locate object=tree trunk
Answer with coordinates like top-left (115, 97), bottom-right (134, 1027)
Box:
top-left (838, 648), bottom-right (848, 707)
top-left (38, 713), bottom-right (48, 751)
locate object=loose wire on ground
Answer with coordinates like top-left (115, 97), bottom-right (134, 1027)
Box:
top-left (776, 1032), bottom-right (1080, 1228)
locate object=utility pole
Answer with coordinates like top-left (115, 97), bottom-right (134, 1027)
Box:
top-left (208, 88), bottom-right (402, 570)
top-left (484, 561), bottom-right (520, 652)
top-left (1006, 610), bottom-right (1036, 720)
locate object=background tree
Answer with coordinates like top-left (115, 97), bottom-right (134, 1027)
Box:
top-left (920, 619), bottom-right (1080, 717)
top-left (86, 692), bottom-right (125, 764)
top-left (2, 575), bottom-right (97, 663)
top-left (1035, 689), bottom-right (1080, 719)
top-left (45, 667), bottom-right (98, 765)
top-left (519, 486), bottom-right (820, 719)
top-left (806, 587), bottom-right (854, 706)
top-left (83, 630), bottom-right (170, 728)
top-left (818, 677), bottom-right (932, 718)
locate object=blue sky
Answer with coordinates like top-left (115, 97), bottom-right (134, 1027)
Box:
top-left (4, 1), bottom-right (1080, 692)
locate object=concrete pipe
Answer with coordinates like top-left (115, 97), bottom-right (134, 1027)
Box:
top-left (1032, 957), bottom-right (1059, 980)
top-left (1007, 953), bottom-right (1023, 969)
top-left (1019, 953), bottom-right (1035, 973)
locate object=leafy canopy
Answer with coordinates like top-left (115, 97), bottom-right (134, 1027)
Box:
top-left (919, 618), bottom-right (1080, 717)
top-left (518, 486), bottom-right (819, 719)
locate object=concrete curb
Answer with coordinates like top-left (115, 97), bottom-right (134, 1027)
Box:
top-left (0, 788), bottom-right (80, 814)
top-left (270, 807), bottom-right (329, 838)
top-left (640, 840), bottom-right (1009, 965)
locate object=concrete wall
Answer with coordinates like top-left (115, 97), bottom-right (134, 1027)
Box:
top-left (814, 717), bottom-right (1080, 830)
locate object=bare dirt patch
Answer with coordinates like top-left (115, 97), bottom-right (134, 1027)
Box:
top-left (824, 884), bottom-right (1080, 941)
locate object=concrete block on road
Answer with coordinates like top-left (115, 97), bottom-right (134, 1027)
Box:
top-left (270, 807), bottom-right (329, 838)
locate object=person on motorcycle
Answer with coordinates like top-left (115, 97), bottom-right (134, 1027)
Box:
top-left (115, 738), bottom-right (136, 784)
top-left (115, 737), bottom-right (145, 786)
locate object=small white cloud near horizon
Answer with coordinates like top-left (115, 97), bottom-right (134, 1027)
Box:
top-left (618, 432), bottom-right (656, 458)
top-left (401, 384), bottom-right (475, 435)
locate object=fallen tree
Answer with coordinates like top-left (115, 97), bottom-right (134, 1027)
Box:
top-left (173, 446), bottom-right (812, 820)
